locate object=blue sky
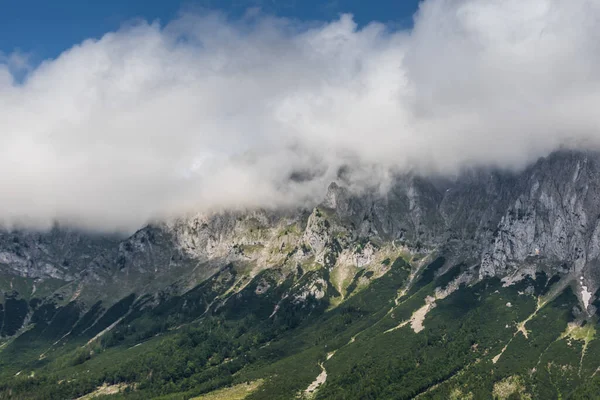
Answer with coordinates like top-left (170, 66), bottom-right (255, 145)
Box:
top-left (0, 0), bottom-right (421, 62)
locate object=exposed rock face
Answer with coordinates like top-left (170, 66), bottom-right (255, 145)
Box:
top-left (292, 275), bottom-right (327, 305)
top-left (2, 150), bottom-right (600, 313)
top-left (0, 228), bottom-right (121, 281)
top-left (315, 151), bottom-right (600, 308)
top-left (481, 153), bottom-right (600, 278)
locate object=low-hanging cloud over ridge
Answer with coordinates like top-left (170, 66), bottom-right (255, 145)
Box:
top-left (1, 0), bottom-right (600, 231)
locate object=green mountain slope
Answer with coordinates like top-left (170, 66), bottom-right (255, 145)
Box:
top-left (1, 255), bottom-right (599, 400)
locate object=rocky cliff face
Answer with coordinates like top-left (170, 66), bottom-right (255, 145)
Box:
top-left (1, 150), bottom-right (600, 323)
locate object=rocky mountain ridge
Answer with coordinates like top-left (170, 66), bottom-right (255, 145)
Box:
top-left (1, 150), bottom-right (600, 317)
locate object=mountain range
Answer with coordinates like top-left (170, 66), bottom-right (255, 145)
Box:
top-left (2, 150), bottom-right (600, 399)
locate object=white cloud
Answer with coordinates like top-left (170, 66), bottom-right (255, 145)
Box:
top-left (1, 0), bottom-right (600, 231)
